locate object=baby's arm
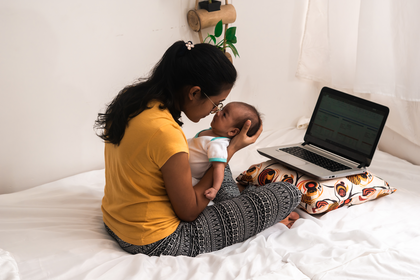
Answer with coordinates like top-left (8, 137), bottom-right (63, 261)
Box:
top-left (204, 162), bottom-right (225, 200)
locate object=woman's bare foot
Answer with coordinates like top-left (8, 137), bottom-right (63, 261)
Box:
top-left (279, 211), bottom-right (300, 228)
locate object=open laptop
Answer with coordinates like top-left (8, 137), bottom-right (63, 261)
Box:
top-left (257, 87), bottom-right (389, 180)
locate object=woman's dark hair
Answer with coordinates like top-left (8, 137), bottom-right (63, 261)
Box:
top-left (95, 41), bottom-right (237, 145)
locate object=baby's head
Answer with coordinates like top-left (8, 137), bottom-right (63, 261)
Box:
top-left (210, 102), bottom-right (262, 138)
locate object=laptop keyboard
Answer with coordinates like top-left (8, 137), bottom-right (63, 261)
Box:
top-left (279, 146), bottom-right (351, 172)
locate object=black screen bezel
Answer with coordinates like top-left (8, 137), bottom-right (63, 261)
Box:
top-left (304, 87), bottom-right (389, 167)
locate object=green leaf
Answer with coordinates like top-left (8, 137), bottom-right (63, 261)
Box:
top-left (203, 34), bottom-right (211, 43)
top-left (225, 27), bottom-right (236, 41)
top-left (214, 20), bottom-right (223, 38)
top-left (208, 34), bottom-right (217, 44)
top-left (226, 42), bottom-right (240, 57)
top-left (216, 40), bottom-right (224, 48)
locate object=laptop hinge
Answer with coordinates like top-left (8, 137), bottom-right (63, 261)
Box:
top-left (302, 141), bottom-right (309, 146)
top-left (305, 143), bottom-right (361, 167)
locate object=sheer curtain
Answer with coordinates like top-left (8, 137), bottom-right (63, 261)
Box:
top-left (296, 0), bottom-right (420, 148)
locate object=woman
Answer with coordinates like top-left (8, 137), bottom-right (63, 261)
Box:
top-left (95, 41), bottom-right (301, 257)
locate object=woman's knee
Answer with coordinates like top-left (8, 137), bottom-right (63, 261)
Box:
top-left (262, 181), bottom-right (300, 194)
top-left (259, 181), bottom-right (302, 206)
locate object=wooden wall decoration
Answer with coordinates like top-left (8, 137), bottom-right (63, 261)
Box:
top-left (187, 0), bottom-right (236, 43)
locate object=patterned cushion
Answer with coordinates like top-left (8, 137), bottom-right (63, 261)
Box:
top-left (236, 160), bottom-right (396, 214)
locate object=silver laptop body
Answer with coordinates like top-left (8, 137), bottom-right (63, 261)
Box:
top-left (258, 87), bottom-right (389, 180)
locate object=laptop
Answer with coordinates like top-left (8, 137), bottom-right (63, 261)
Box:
top-left (257, 87), bottom-right (389, 180)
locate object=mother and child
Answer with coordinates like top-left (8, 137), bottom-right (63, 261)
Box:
top-left (95, 40), bottom-right (301, 257)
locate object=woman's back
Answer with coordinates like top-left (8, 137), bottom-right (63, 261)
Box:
top-left (101, 100), bottom-right (188, 246)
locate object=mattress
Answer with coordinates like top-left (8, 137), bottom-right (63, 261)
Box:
top-left (1, 128), bottom-right (420, 280)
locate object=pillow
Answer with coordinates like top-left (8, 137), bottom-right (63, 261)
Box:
top-left (236, 160), bottom-right (396, 214)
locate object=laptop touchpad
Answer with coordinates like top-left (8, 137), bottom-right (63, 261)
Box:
top-left (280, 156), bottom-right (307, 166)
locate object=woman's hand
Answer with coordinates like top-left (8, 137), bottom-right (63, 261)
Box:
top-left (229, 120), bottom-right (263, 152)
top-left (227, 120), bottom-right (263, 161)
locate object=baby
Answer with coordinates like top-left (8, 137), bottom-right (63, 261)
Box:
top-left (188, 101), bottom-right (262, 200)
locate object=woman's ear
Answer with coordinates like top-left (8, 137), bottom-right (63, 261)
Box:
top-left (188, 86), bottom-right (202, 101)
top-left (227, 127), bottom-right (240, 137)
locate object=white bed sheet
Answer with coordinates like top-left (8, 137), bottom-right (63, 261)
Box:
top-left (1, 128), bottom-right (420, 280)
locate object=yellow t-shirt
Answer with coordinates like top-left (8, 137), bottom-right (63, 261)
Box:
top-left (101, 100), bottom-right (189, 245)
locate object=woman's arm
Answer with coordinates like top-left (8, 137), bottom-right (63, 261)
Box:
top-left (161, 152), bottom-right (212, 222)
top-left (163, 120), bottom-right (263, 222)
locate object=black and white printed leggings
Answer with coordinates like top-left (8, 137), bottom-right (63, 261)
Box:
top-left (105, 165), bottom-right (301, 257)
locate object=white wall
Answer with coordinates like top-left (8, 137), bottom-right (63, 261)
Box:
top-left (181, 1), bottom-right (320, 144)
top-left (0, 0), bottom-right (319, 194)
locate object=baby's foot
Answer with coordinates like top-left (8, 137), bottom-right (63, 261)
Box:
top-left (279, 211), bottom-right (300, 228)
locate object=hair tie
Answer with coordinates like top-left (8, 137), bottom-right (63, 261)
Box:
top-left (177, 41), bottom-right (194, 57)
top-left (185, 41), bottom-right (194, 50)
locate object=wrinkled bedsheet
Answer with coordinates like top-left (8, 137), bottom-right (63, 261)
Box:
top-left (1, 128), bottom-right (419, 280)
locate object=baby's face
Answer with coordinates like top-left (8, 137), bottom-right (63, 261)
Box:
top-left (210, 102), bottom-right (244, 137)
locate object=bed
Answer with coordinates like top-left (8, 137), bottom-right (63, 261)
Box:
top-left (1, 127), bottom-right (420, 280)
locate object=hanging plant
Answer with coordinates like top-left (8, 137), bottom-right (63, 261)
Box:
top-left (203, 19), bottom-right (239, 58)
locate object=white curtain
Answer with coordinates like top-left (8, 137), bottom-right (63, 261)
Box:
top-left (297, 0), bottom-right (420, 146)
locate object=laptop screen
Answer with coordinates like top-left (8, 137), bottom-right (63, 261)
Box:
top-left (305, 87), bottom-right (389, 166)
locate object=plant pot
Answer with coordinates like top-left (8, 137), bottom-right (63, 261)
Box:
top-left (225, 52), bottom-right (232, 63)
top-left (199, 1), bottom-right (221, 12)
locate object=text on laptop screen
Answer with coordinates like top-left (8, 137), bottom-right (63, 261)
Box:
top-left (308, 93), bottom-right (385, 156)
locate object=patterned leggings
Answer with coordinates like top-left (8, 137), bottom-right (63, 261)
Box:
top-left (105, 165), bottom-right (301, 257)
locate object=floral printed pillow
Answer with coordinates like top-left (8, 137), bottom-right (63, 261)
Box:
top-left (236, 160), bottom-right (396, 214)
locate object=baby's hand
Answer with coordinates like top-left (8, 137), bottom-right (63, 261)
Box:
top-left (204, 187), bottom-right (218, 200)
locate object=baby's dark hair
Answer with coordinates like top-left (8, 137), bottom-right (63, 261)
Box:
top-left (233, 102), bottom-right (262, 137)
